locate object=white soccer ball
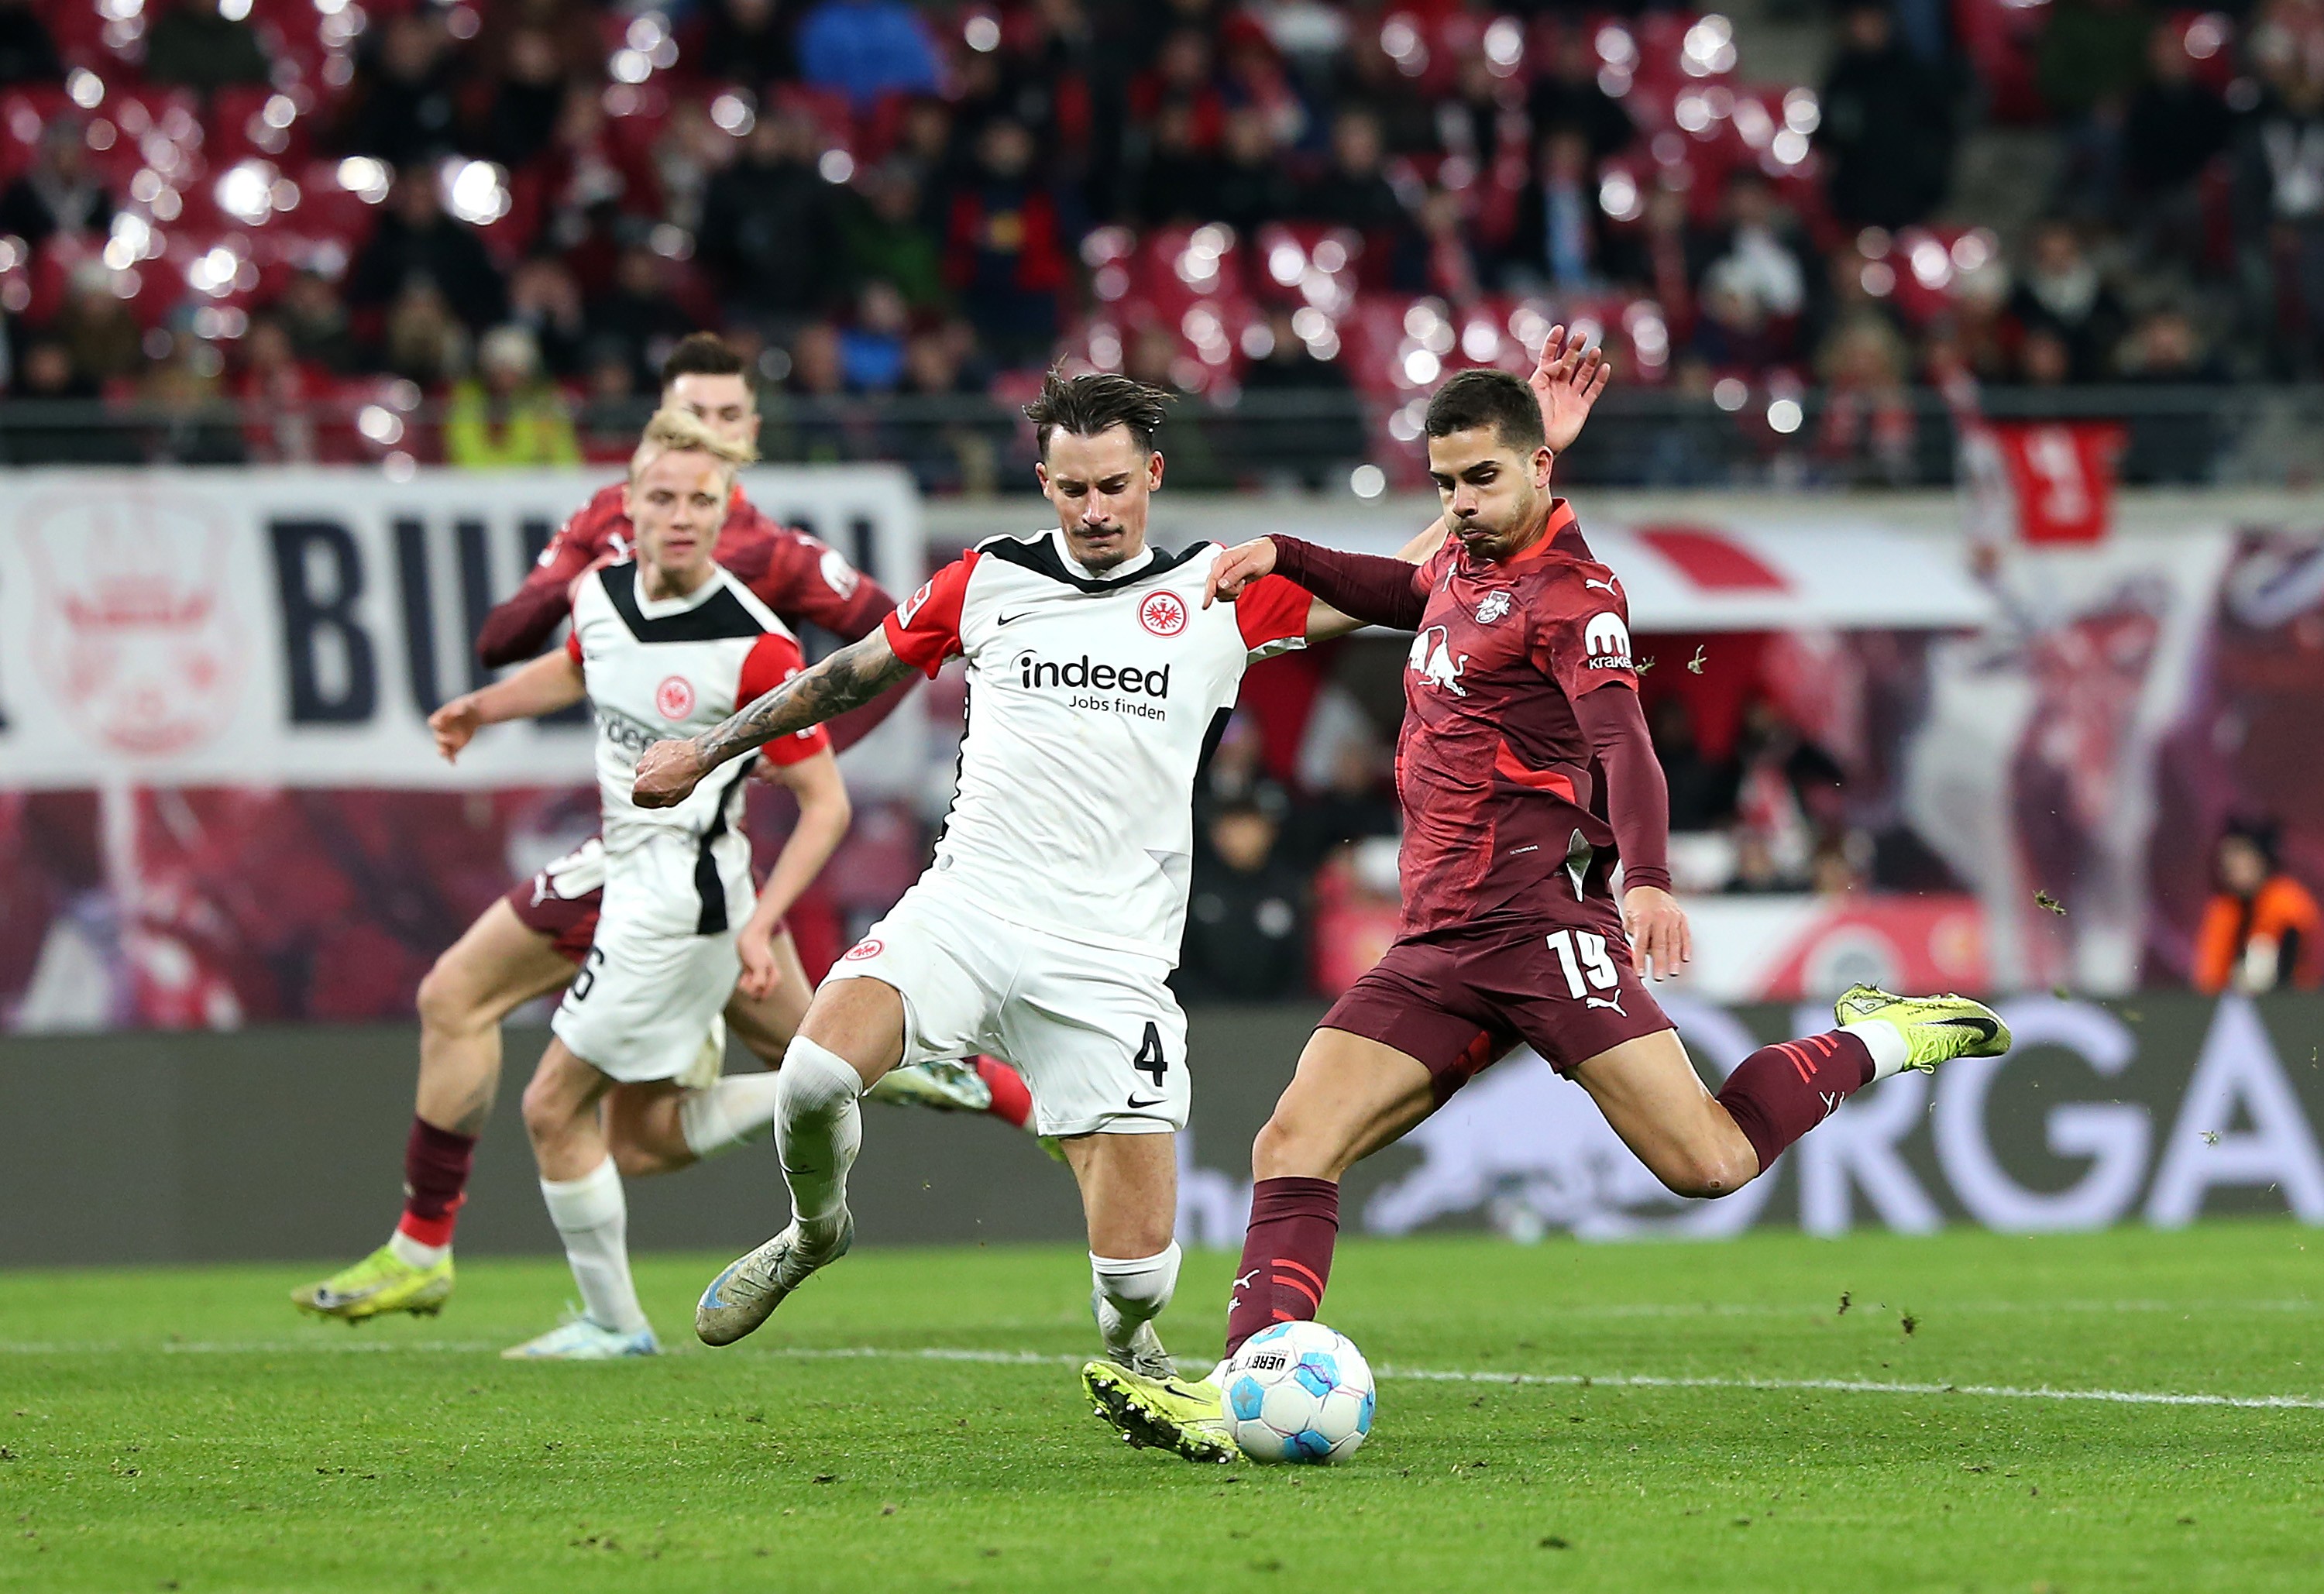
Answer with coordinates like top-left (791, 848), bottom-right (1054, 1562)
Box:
top-left (1220, 1320), bottom-right (1376, 1464)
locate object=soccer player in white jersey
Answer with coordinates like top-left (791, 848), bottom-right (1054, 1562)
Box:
top-left (428, 410), bottom-right (853, 1359)
top-left (630, 369), bottom-right (1490, 1376)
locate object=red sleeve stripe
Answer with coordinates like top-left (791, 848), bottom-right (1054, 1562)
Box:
top-left (884, 548), bottom-right (979, 678)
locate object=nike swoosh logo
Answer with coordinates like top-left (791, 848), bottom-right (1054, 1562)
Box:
top-left (1126, 1094), bottom-right (1164, 1109)
top-left (996, 610), bottom-right (1030, 626)
top-left (1938, 1016), bottom-right (1999, 1045)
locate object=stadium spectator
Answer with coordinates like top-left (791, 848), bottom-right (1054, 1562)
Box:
top-left (506, 255), bottom-right (590, 378)
top-left (1303, 108), bottom-right (1410, 247)
top-left (796, 0), bottom-right (942, 111)
top-left (1212, 108), bottom-right (1298, 233)
top-left (943, 118), bottom-right (1071, 364)
top-left (2236, 45), bottom-right (2324, 376)
top-left (697, 109), bottom-right (838, 335)
top-left (445, 325), bottom-right (581, 467)
top-left (480, 26), bottom-right (571, 170)
top-left (697, 0), bottom-right (799, 87)
top-left (840, 280), bottom-right (911, 391)
top-left (143, 0), bottom-right (272, 97)
top-left (1175, 799), bottom-right (1311, 1001)
top-left (1817, 1), bottom-right (1956, 230)
top-left (379, 280), bottom-right (469, 387)
top-left (2122, 21), bottom-right (2236, 226)
top-left (1504, 128), bottom-right (1627, 294)
top-left (1700, 173), bottom-right (1811, 330)
top-left (346, 165), bottom-right (511, 334)
top-left (2007, 220), bottom-right (2130, 383)
top-left (1528, 26), bottom-right (1635, 163)
top-left (277, 270), bottom-right (362, 374)
top-left (840, 163), bottom-right (948, 314)
top-left (0, 0), bottom-right (61, 86)
top-left (1648, 699), bottom-right (1741, 833)
top-left (1237, 306), bottom-right (1365, 487)
top-left (235, 317), bottom-right (332, 465)
top-left (1815, 314), bottom-right (1918, 484)
top-left (1132, 101), bottom-right (1219, 227)
top-left (336, 12), bottom-right (463, 167)
top-left (0, 338), bottom-right (136, 464)
top-left (57, 261), bottom-right (143, 386)
top-left (0, 118), bottom-right (112, 250)
top-left (1280, 741), bottom-right (1399, 873)
top-left (138, 321), bottom-right (244, 465)
top-left (2192, 819), bottom-right (2322, 993)
top-left (585, 246), bottom-right (693, 389)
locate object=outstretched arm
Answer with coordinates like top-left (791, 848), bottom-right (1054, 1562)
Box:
top-left (634, 629), bottom-right (916, 809)
top-left (428, 649), bottom-right (586, 762)
top-left (1572, 683), bottom-right (1686, 978)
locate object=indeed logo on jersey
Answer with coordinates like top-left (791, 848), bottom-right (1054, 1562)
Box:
top-left (1018, 651), bottom-right (1171, 720)
top-left (1584, 611), bottom-right (1633, 671)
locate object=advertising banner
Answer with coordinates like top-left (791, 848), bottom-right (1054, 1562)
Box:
top-left (2, 992), bottom-right (2318, 1266)
top-left (0, 465), bottom-right (925, 789)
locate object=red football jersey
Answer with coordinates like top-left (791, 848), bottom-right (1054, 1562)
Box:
top-left (1393, 500), bottom-right (1641, 935)
top-left (475, 483), bottom-right (895, 666)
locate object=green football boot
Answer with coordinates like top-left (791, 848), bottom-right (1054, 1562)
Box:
top-left (1080, 1361), bottom-right (1239, 1465)
top-left (291, 1244), bottom-right (454, 1323)
top-left (1834, 984), bottom-right (2012, 1072)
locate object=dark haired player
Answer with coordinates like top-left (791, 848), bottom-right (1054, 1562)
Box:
top-left (627, 345), bottom-right (1607, 1378)
top-left (291, 335), bottom-right (1031, 1327)
top-left (1080, 364), bottom-right (2012, 1460)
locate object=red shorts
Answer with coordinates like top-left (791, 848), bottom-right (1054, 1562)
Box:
top-left (502, 838), bottom-right (780, 968)
top-left (504, 873), bottom-right (601, 966)
top-left (1320, 895), bottom-right (1673, 1106)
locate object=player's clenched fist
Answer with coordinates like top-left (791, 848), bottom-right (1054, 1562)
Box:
top-left (1621, 884), bottom-right (1692, 981)
top-left (1204, 537), bottom-right (1277, 607)
top-left (428, 695), bottom-right (485, 762)
top-left (634, 738), bottom-right (707, 808)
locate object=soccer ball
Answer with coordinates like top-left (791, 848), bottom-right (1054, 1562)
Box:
top-left (1220, 1321), bottom-right (1376, 1464)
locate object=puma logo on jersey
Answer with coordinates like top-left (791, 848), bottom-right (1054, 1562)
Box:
top-left (1584, 611), bottom-right (1633, 670)
top-left (1408, 626), bottom-right (1470, 696)
top-left (1584, 992), bottom-right (1627, 1016)
top-left (1232, 1269), bottom-right (1260, 1298)
top-left (1584, 577), bottom-right (1620, 595)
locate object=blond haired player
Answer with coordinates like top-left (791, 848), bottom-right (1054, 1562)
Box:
top-left (423, 411), bottom-right (851, 1358)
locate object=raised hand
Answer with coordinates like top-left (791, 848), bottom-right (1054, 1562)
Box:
top-left (634, 738), bottom-right (708, 809)
top-left (1203, 537), bottom-right (1279, 608)
top-left (1529, 323), bottom-right (1614, 455)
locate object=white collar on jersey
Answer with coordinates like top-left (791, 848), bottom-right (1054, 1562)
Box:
top-left (630, 563), bottom-right (725, 618)
top-left (1049, 527), bottom-right (1155, 584)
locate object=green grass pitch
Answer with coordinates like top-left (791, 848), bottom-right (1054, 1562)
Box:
top-left (4, 1222), bottom-right (2321, 1592)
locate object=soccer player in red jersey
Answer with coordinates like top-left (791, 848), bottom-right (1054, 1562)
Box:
top-left (1081, 361), bottom-right (2012, 1461)
top-left (292, 336), bottom-right (1031, 1325)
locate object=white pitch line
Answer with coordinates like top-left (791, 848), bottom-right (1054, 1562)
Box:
top-left (8, 1338), bottom-right (2314, 1413)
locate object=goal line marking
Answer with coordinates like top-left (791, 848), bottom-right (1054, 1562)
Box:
top-left (7, 1338), bottom-right (2316, 1411)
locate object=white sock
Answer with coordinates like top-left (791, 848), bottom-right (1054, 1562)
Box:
top-left (387, 1230), bottom-right (448, 1269)
top-left (1091, 1242), bottom-right (1181, 1355)
top-left (538, 1157), bottom-right (650, 1335)
top-left (680, 1073), bottom-right (785, 1159)
top-left (775, 1038), bottom-right (862, 1243)
top-left (1854, 1019), bottom-right (1912, 1083)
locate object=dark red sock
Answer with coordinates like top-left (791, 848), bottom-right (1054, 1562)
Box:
top-left (1226, 1177), bottom-right (1340, 1356)
top-left (397, 1118), bottom-right (476, 1249)
top-left (972, 1056), bottom-right (1033, 1130)
top-left (1714, 1030), bottom-right (1875, 1173)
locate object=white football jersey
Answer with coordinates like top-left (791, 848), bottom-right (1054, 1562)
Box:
top-left (566, 562), bottom-right (827, 883)
top-left (885, 528), bottom-right (1313, 960)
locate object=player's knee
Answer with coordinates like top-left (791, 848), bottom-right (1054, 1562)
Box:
top-left (1251, 1107), bottom-right (1337, 1181)
top-left (518, 1074), bottom-right (571, 1149)
top-left (416, 955), bottom-right (485, 1037)
top-left (1655, 1143), bottom-right (1758, 1201)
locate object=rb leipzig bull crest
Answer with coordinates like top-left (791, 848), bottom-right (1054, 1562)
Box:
top-left (22, 487), bottom-right (248, 757)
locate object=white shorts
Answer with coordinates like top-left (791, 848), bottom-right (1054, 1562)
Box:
top-left (831, 881), bottom-right (1191, 1138)
top-left (551, 831), bottom-right (751, 1087)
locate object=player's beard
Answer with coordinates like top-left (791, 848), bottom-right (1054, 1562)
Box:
top-left (1456, 483), bottom-right (1545, 563)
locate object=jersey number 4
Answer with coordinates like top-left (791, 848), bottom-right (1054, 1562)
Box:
top-left (1545, 929), bottom-right (1619, 999)
top-left (1133, 1022), bottom-right (1168, 1087)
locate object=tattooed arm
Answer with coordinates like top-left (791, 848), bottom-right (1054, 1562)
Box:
top-left (632, 629), bottom-right (918, 809)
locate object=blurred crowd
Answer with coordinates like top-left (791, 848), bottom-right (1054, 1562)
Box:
top-left (0, 0), bottom-right (2317, 479)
